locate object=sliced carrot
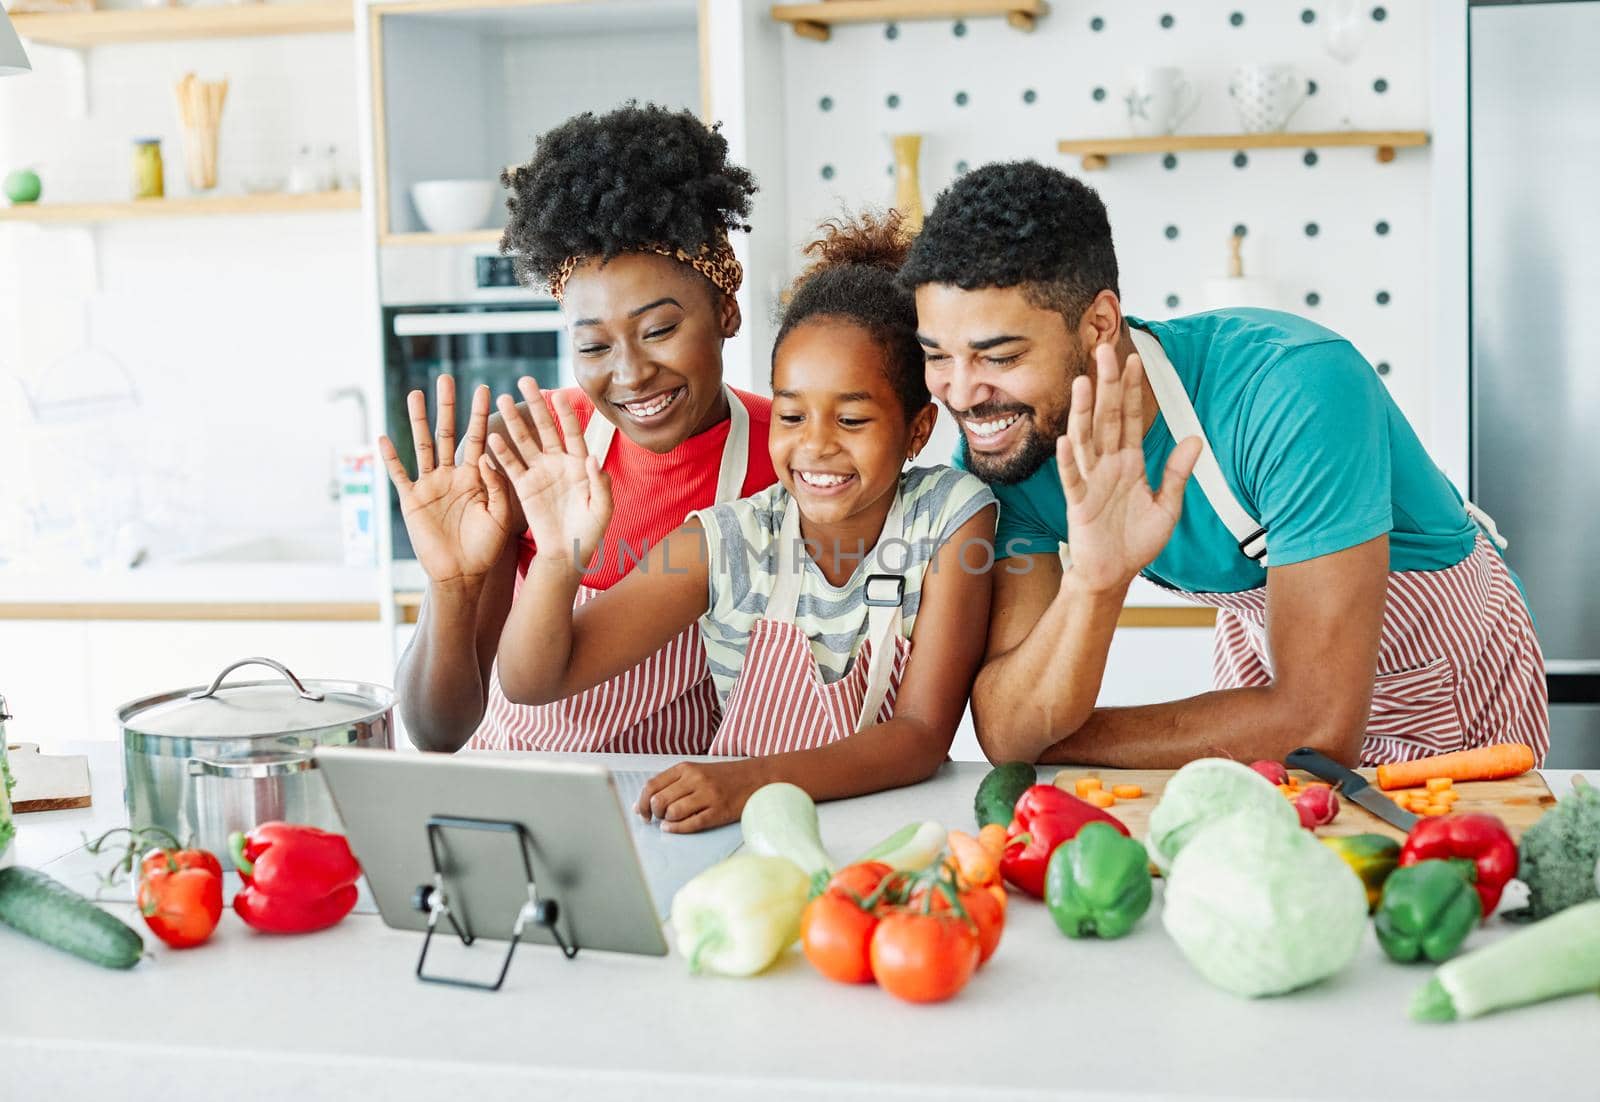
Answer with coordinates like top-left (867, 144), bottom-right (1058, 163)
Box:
top-left (1085, 789), bottom-right (1116, 809)
top-left (1434, 789), bottom-right (1460, 804)
top-left (1421, 804), bottom-right (1451, 817)
top-left (1075, 777), bottom-right (1103, 797)
top-left (1277, 784), bottom-right (1299, 797)
top-left (1376, 743), bottom-right (1535, 791)
top-left (1111, 784), bottom-right (1143, 799)
top-left (1426, 777), bottom-right (1454, 793)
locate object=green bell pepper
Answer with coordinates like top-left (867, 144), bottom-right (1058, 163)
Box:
top-left (1375, 859), bottom-right (1482, 964)
top-left (1044, 820), bottom-right (1153, 940)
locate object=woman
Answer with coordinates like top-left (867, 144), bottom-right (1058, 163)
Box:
top-left (382, 103), bottom-right (776, 754)
top-left (487, 213), bottom-right (996, 832)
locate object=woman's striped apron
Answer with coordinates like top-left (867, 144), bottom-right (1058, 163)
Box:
top-left (708, 493), bottom-right (913, 756)
top-left (1129, 328), bottom-right (1550, 765)
top-left (471, 390), bottom-right (751, 755)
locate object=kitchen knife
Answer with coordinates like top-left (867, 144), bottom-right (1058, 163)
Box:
top-left (1285, 747), bottom-right (1419, 832)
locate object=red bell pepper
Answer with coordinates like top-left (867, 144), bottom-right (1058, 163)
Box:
top-left (137, 844), bottom-right (224, 949)
top-left (1000, 785), bottom-right (1130, 898)
top-left (1399, 812), bottom-right (1518, 917)
top-left (229, 822), bottom-right (361, 934)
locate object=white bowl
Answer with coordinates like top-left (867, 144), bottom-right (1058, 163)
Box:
top-left (411, 179), bottom-right (496, 234)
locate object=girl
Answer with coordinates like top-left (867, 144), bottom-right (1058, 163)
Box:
top-left (488, 214), bottom-right (998, 832)
top-left (383, 104), bottom-right (777, 755)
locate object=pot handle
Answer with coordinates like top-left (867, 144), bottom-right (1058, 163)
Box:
top-left (187, 657), bottom-right (325, 703)
top-left (186, 756), bottom-right (317, 779)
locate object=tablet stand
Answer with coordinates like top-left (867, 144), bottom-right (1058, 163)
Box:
top-left (411, 815), bottom-right (579, 991)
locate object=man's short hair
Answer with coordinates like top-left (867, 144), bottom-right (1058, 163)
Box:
top-left (900, 161), bottom-right (1120, 324)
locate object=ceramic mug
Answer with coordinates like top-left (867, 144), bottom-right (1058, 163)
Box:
top-left (1124, 66), bottom-right (1200, 137)
top-left (1228, 64), bottom-right (1311, 133)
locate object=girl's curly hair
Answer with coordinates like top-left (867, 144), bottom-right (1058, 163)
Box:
top-left (775, 210), bottom-right (929, 421)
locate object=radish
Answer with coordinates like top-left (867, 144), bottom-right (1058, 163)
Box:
top-left (1294, 784), bottom-right (1340, 829)
top-left (1249, 760), bottom-right (1289, 786)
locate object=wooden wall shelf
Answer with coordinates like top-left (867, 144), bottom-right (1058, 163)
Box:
top-left (10, 2), bottom-right (354, 48)
top-left (379, 228), bottom-right (504, 247)
top-left (771, 0), bottom-right (1047, 42)
top-left (0, 190), bottom-right (361, 224)
top-left (1057, 130), bottom-right (1430, 170)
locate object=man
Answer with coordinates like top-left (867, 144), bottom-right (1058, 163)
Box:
top-left (902, 161), bottom-right (1548, 768)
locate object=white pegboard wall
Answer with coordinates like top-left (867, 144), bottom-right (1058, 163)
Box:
top-left (778, 0), bottom-right (1433, 446)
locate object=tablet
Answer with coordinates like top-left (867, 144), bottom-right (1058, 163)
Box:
top-left (315, 747), bottom-right (669, 957)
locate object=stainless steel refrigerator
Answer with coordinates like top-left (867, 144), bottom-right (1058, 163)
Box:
top-left (1470, 0), bottom-right (1600, 767)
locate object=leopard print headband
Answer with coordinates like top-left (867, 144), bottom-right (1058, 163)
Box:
top-left (548, 232), bottom-right (743, 303)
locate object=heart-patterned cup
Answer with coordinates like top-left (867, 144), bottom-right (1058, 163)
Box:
top-left (1228, 64), bottom-right (1311, 133)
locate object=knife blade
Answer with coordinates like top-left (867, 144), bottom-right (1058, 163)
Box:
top-left (1285, 746), bottom-right (1419, 832)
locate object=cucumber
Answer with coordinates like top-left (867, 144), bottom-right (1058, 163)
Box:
top-left (975, 761), bottom-right (1036, 829)
top-left (0, 866), bottom-right (144, 969)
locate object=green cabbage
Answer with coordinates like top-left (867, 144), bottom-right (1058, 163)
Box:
top-left (1146, 758), bottom-right (1298, 872)
top-left (1162, 808), bottom-right (1368, 998)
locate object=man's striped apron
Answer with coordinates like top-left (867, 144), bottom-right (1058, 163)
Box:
top-left (1129, 327), bottom-right (1550, 765)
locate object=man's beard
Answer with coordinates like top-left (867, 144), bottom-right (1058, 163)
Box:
top-left (947, 400), bottom-right (1064, 485)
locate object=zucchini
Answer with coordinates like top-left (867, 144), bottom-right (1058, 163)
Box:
top-left (858, 820), bottom-right (945, 871)
top-left (1411, 898), bottom-right (1600, 1021)
top-left (0, 866), bottom-right (144, 970)
top-left (740, 783), bottom-right (833, 882)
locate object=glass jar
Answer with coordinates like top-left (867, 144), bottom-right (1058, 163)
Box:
top-left (131, 138), bottom-right (164, 200)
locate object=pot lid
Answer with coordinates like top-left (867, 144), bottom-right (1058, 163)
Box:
top-left (120, 657), bottom-right (391, 739)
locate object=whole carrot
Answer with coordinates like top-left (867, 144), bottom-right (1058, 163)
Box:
top-left (1376, 743), bottom-right (1536, 791)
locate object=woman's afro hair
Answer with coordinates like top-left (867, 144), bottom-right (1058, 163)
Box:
top-left (899, 160), bottom-right (1119, 321)
top-left (500, 102), bottom-right (756, 294)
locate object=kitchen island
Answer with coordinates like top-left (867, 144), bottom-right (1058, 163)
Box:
top-left (2, 751), bottom-right (1592, 1102)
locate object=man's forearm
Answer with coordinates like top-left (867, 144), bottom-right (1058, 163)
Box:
top-left (1040, 685), bottom-right (1366, 768)
top-left (972, 575), bottom-right (1126, 763)
top-left (397, 579), bottom-right (493, 752)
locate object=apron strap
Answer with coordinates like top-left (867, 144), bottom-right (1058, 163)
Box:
top-left (582, 386), bottom-right (746, 507)
top-left (1128, 327), bottom-right (1268, 563)
top-left (765, 490), bottom-right (910, 732)
top-left (1463, 501), bottom-right (1510, 550)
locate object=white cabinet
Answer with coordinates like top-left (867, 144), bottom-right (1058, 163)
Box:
top-left (371, 0), bottom-right (702, 241)
top-left (0, 620), bottom-right (392, 751)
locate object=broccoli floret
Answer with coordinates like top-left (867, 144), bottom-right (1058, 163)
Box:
top-left (1508, 776), bottom-right (1600, 921)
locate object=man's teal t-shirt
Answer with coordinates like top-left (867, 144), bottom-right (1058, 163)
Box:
top-left (956, 309), bottom-right (1480, 594)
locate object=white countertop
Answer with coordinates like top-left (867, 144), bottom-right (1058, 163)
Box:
top-left (2, 747), bottom-right (1592, 1102)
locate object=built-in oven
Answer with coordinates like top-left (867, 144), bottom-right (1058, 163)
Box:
top-left (381, 245), bottom-right (572, 586)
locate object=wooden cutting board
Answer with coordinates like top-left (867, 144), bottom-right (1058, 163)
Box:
top-left (1052, 767), bottom-right (1556, 843)
top-left (6, 743), bottom-right (92, 813)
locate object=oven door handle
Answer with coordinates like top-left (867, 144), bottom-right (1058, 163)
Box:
top-left (393, 311), bottom-right (567, 337)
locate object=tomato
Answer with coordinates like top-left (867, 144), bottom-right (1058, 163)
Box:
top-left (961, 886), bottom-right (1006, 965)
top-left (140, 845), bottom-right (223, 882)
top-left (823, 861), bottom-right (894, 904)
top-left (801, 892), bottom-right (879, 984)
top-left (138, 864), bottom-right (223, 949)
top-left (869, 911), bottom-right (980, 1004)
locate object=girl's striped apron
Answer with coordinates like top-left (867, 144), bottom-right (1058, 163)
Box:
top-left (708, 492), bottom-right (913, 756)
top-left (471, 390), bottom-right (751, 755)
top-left (1129, 328), bottom-right (1550, 766)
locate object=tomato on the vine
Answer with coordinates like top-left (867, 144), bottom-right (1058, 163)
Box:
top-left (801, 892), bottom-right (879, 984)
top-left (869, 911), bottom-right (980, 1004)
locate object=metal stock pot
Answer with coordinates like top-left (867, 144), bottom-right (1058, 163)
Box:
top-left (117, 657), bottom-right (393, 855)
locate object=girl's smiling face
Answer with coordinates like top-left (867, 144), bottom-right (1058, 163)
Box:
top-left (770, 318), bottom-right (937, 530)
